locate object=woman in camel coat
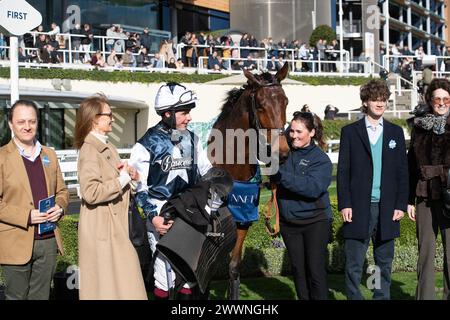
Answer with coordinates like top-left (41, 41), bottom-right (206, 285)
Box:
top-left (74, 94), bottom-right (147, 300)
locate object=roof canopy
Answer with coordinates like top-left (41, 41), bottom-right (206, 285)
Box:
top-left (0, 85), bottom-right (149, 109)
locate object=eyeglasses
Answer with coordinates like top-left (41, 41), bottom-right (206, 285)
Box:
top-left (96, 112), bottom-right (113, 119)
top-left (431, 96), bottom-right (450, 105)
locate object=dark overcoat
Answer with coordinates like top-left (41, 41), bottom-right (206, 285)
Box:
top-left (337, 118), bottom-right (409, 241)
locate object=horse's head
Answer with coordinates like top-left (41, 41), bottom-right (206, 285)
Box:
top-left (243, 63), bottom-right (290, 162)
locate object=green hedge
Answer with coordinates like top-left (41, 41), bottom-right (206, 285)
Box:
top-left (323, 120), bottom-right (354, 140)
top-left (0, 67), bottom-right (227, 84)
top-left (0, 67), bottom-right (375, 86)
top-left (56, 215), bottom-right (79, 273)
top-left (322, 119), bottom-right (409, 141)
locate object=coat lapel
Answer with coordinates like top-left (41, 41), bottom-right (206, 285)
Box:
top-left (382, 120), bottom-right (392, 164)
top-left (355, 118), bottom-right (371, 155)
top-left (5, 140), bottom-right (33, 201)
top-left (85, 133), bottom-right (120, 174)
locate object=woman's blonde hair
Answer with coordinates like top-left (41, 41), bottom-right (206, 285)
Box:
top-left (73, 93), bottom-right (109, 149)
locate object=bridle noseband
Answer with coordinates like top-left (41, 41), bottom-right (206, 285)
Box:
top-left (247, 83), bottom-right (286, 162)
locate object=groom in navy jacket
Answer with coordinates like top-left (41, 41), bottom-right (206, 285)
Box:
top-left (337, 79), bottom-right (409, 300)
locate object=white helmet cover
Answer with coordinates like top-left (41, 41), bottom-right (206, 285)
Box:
top-left (154, 82), bottom-right (197, 115)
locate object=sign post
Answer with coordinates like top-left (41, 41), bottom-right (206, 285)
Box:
top-left (0, 0), bottom-right (42, 105)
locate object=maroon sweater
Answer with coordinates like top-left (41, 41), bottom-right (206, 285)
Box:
top-left (22, 156), bottom-right (55, 240)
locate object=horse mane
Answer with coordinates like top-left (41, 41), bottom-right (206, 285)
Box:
top-left (214, 71), bottom-right (278, 126)
top-left (215, 87), bottom-right (245, 124)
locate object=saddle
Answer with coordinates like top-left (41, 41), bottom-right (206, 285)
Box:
top-left (156, 168), bottom-right (236, 293)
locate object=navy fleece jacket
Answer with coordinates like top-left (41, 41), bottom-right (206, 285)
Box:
top-left (275, 143), bottom-right (333, 221)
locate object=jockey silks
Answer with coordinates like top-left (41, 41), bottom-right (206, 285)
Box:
top-left (137, 122), bottom-right (201, 202)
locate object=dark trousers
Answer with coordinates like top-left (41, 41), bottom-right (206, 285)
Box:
top-left (280, 219), bottom-right (330, 300)
top-left (415, 199), bottom-right (450, 300)
top-left (1, 237), bottom-right (58, 300)
top-left (344, 203), bottom-right (395, 300)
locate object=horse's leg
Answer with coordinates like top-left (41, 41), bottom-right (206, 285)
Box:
top-left (228, 228), bottom-right (248, 300)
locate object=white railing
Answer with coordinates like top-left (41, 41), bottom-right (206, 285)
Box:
top-left (0, 33), bottom-right (372, 77)
top-left (56, 148), bottom-right (131, 197)
top-left (383, 54), bottom-right (450, 74)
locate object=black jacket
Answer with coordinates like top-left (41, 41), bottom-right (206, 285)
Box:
top-left (159, 181), bottom-right (211, 233)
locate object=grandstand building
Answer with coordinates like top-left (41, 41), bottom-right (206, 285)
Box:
top-left (27, 0), bottom-right (230, 41)
top-left (230, 0), bottom-right (449, 62)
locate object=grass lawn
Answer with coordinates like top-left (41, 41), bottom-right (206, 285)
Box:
top-left (208, 272), bottom-right (445, 300)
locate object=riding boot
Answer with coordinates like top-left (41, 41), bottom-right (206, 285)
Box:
top-left (228, 278), bottom-right (240, 300)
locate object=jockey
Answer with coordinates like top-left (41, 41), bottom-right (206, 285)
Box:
top-left (129, 82), bottom-right (212, 299)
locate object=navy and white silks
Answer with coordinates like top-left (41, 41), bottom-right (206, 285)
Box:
top-left (130, 122), bottom-right (212, 216)
top-left (129, 122), bottom-right (212, 292)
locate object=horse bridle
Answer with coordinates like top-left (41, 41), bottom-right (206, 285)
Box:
top-left (248, 83), bottom-right (286, 161)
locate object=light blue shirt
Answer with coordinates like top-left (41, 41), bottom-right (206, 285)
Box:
top-left (13, 138), bottom-right (42, 162)
top-left (365, 116), bottom-right (384, 145)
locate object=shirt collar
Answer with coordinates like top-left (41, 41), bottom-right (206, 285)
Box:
top-left (13, 138), bottom-right (42, 160)
top-left (365, 116), bottom-right (384, 130)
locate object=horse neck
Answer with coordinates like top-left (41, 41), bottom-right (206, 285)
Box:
top-left (215, 92), bottom-right (257, 182)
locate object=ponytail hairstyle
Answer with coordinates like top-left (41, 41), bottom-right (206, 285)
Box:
top-left (291, 111), bottom-right (326, 150)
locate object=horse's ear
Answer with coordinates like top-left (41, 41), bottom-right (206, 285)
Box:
top-left (244, 69), bottom-right (262, 86)
top-left (275, 63), bottom-right (289, 83)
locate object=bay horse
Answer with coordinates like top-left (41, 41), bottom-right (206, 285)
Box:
top-left (207, 63), bottom-right (290, 299)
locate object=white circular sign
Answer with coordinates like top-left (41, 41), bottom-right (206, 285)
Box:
top-left (0, 0), bottom-right (42, 36)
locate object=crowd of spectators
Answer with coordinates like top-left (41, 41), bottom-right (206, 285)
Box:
top-left (2, 23), bottom-right (450, 79)
top-left (0, 24), bottom-right (347, 73)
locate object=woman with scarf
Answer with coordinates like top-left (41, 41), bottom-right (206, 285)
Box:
top-left (407, 78), bottom-right (450, 300)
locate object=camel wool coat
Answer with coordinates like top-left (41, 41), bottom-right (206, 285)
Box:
top-left (77, 133), bottom-right (147, 300)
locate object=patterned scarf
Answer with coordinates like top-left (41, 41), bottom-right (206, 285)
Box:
top-left (415, 113), bottom-right (449, 135)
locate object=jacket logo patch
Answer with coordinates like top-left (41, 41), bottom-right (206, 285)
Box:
top-left (159, 155), bottom-right (192, 172)
top-left (389, 139), bottom-right (397, 149)
top-left (299, 159), bottom-right (310, 166)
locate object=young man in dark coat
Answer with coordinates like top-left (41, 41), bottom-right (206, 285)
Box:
top-left (337, 79), bottom-right (409, 300)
